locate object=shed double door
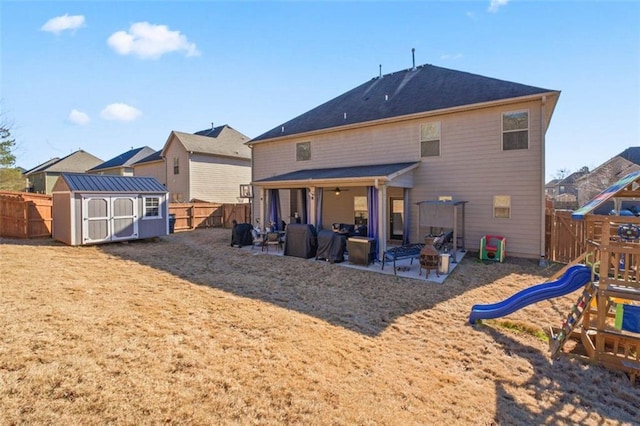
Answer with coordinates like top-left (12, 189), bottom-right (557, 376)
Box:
top-left (82, 196), bottom-right (139, 244)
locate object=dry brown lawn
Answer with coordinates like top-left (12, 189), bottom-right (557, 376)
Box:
top-left (1, 228), bottom-right (639, 425)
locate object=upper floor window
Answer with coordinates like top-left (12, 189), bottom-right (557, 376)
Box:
top-left (296, 142), bottom-right (311, 161)
top-left (420, 122), bottom-right (440, 157)
top-left (143, 197), bottom-right (161, 218)
top-left (173, 157), bottom-right (179, 175)
top-left (502, 111), bottom-right (528, 150)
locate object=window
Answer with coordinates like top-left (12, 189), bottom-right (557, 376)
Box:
top-left (144, 197), bottom-right (161, 218)
top-left (502, 111), bottom-right (528, 150)
top-left (296, 142), bottom-right (311, 161)
top-left (173, 157), bottom-right (179, 175)
top-left (420, 122), bottom-right (440, 157)
top-left (354, 196), bottom-right (368, 225)
top-left (493, 195), bottom-right (511, 219)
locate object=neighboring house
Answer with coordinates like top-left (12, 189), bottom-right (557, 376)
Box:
top-left (161, 125), bottom-right (251, 203)
top-left (575, 147), bottom-right (640, 207)
top-left (133, 150), bottom-right (166, 186)
top-left (545, 171), bottom-right (588, 209)
top-left (248, 63), bottom-right (560, 259)
top-left (25, 150), bottom-right (103, 194)
top-left (87, 146), bottom-right (156, 176)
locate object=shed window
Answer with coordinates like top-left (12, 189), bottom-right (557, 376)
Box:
top-left (493, 195), bottom-right (511, 219)
top-left (502, 111), bottom-right (528, 150)
top-left (173, 157), bottom-right (179, 175)
top-left (144, 197), bottom-right (161, 218)
top-left (296, 142), bottom-right (311, 161)
top-left (420, 122), bottom-right (440, 157)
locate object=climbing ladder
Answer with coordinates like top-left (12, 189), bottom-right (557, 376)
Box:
top-left (550, 281), bottom-right (597, 357)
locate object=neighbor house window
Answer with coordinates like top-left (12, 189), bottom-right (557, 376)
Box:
top-left (420, 122), bottom-right (440, 157)
top-left (144, 197), bottom-right (161, 218)
top-left (494, 195), bottom-right (511, 218)
top-left (296, 142), bottom-right (311, 161)
top-left (173, 157), bottom-right (180, 174)
top-left (502, 111), bottom-right (528, 150)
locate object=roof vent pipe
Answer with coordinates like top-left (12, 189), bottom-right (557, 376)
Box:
top-left (411, 48), bottom-right (416, 70)
top-left (281, 126), bottom-right (285, 133)
top-left (379, 64), bottom-right (382, 78)
top-left (211, 122), bottom-right (214, 129)
top-left (344, 112), bottom-right (347, 120)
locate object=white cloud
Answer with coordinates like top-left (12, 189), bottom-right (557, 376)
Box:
top-left (41, 14), bottom-right (85, 35)
top-left (68, 109), bottom-right (90, 125)
top-left (100, 103), bottom-right (142, 121)
top-left (107, 22), bottom-right (200, 60)
top-left (488, 0), bottom-right (509, 13)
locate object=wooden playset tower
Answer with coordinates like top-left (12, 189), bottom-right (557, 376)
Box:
top-left (550, 171), bottom-right (640, 383)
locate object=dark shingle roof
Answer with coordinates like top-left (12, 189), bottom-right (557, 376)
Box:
top-left (61, 173), bottom-right (167, 193)
top-left (133, 150), bottom-right (163, 165)
top-left (89, 146), bottom-right (156, 171)
top-left (254, 162), bottom-right (419, 183)
top-left (25, 150), bottom-right (103, 174)
top-left (194, 125), bottom-right (226, 138)
top-left (617, 147), bottom-right (640, 165)
top-left (252, 64), bottom-right (555, 142)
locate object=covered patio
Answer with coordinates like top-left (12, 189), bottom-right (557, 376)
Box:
top-left (251, 162), bottom-right (421, 262)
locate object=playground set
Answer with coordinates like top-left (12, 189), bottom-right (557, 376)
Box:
top-left (469, 170), bottom-right (640, 384)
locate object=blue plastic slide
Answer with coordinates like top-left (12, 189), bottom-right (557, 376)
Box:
top-left (468, 264), bottom-right (592, 324)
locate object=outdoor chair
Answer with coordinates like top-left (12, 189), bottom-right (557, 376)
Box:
top-left (251, 229), bottom-right (265, 250)
top-left (264, 231), bottom-right (283, 253)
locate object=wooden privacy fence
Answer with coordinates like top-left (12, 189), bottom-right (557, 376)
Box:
top-left (0, 191), bottom-right (53, 238)
top-left (545, 208), bottom-right (607, 264)
top-left (168, 202), bottom-right (250, 231)
top-left (0, 191), bottom-right (249, 239)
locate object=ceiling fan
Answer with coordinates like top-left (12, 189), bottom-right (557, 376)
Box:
top-left (333, 187), bottom-right (350, 195)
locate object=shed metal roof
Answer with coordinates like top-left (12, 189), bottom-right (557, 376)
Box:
top-left (60, 173), bottom-right (167, 193)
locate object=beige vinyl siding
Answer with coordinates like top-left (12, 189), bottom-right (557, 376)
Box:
top-left (190, 154), bottom-right (251, 203)
top-left (164, 137), bottom-right (190, 202)
top-left (254, 98), bottom-right (546, 258)
top-left (134, 161), bottom-right (166, 186)
top-left (409, 101), bottom-right (544, 257)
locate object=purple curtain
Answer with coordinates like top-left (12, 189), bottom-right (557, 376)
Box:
top-left (403, 188), bottom-right (410, 245)
top-left (315, 188), bottom-right (323, 230)
top-left (268, 189), bottom-right (281, 231)
top-left (298, 189), bottom-right (308, 224)
top-left (367, 186), bottom-right (379, 259)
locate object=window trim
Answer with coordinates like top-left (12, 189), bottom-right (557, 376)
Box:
top-left (502, 110), bottom-right (529, 151)
top-left (143, 196), bottom-right (162, 219)
top-left (493, 195), bottom-right (511, 219)
top-left (296, 141), bottom-right (311, 161)
top-left (420, 121), bottom-right (441, 158)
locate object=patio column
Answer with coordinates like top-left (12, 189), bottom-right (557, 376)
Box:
top-left (378, 184), bottom-right (388, 259)
top-left (257, 187), bottom-right (266, 230)
top-left (308, 186), bottom-right (317, 227)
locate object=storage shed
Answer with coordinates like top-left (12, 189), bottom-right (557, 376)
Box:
top-left (52, 173), bottom-right (169, 246)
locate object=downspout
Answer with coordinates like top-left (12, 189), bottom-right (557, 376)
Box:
top-left (540, 96), bottom-right (548, 267)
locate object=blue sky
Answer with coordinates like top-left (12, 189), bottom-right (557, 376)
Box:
top-left (1, 1), bottom-right (639, 181)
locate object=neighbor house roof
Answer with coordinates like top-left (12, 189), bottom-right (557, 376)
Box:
top-left (88, 146), bottom-right (156, 172)
top-left (162, 125), bottom-right (251, 159)
top-left (58, 173), bottom-right (167, 193)
top-left (251, 63), bottom-right (558, 142)
top-left (617, 147), bottom-right (640, 165)
top-left (25, 150), bottom-right (103, 175)
top-left (133, 150), bottom-right (163, 165)
top-left (253, 162), bottom-right (420, 186)
top-left (24, 157), bottom-right (61, 174)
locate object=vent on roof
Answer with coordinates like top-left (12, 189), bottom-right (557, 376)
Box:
top-left (411, 48), bottom-right (416, 70)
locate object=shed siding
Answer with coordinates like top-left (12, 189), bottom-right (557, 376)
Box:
top-left (51, 192), bottom-right (72, 245)
top-left (189, 154), bottom-right (251, 203)
top-left (134, 161), bottom-right (167, 186)
top-left (254, 99), bottom-right (545, 258)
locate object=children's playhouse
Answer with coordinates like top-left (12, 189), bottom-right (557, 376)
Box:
top-left (470, 170), bottom-right (640, 384)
